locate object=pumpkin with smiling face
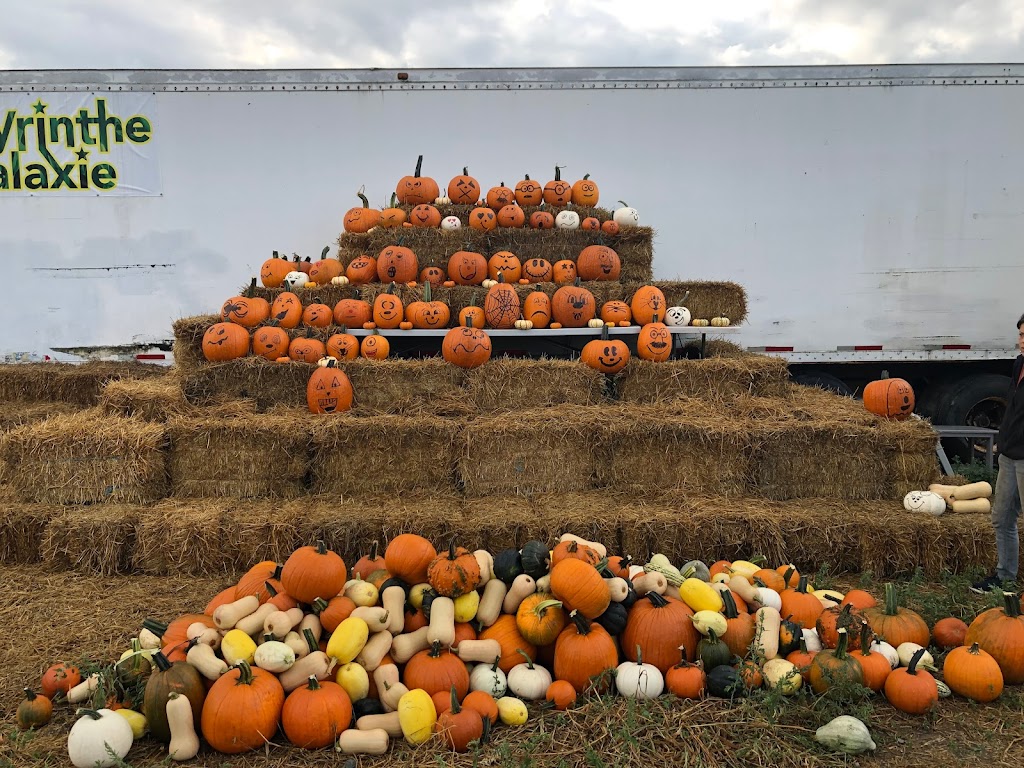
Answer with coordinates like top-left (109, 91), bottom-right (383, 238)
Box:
top-left (442, 325), bottom-right (492, 369)
top-left (580, 217), bottom-right (601, 232)
top-left (448, 167), bottom-right (480, 205)
top-left (521, 258), bottom-right (553, 284)
top-left (637, 316), bottom-right (672, 362)
top-left (530, 211), bottom-right (555, 230)
top-left (552, 260), bottom-right (578, 285)
top-left (326, 329), bottom-right (360, 361)
top-left (302, 302), bottom-right (334, 329)
top-left (543, 166), bottom-right (572, 207)
top-left (203, 322), bottom-right (250, 362)
top-left (260, 251), bottom-right (293, 288)
top-left (600, 300), bottom-right (632, 326)
top-left (360, 329), bottom-right (390, 360)
top-left (601, 220), bottom-right (620, 236)
top-left (379, 193), bottom-right (407, 228)
top-left (419, 266), bottom-right (446, 288)
top-left (271, 292), bottom-right (303, 329)
top-left (551, 280), bottom-right (597, 328)
top-left (343, 188), bottom-right (381, 234)
top-left (581, 325), bottom-right (629, 374)
top-left (523, 291), bottom-right (551, 328)
top-left (345, 254), bottom-right (378, 285)
top-left (496, 204), bottom-right (526, 228)
top-left (307, 358), bottom-right (354, 414)
top-left (447, 250), bottom-right (488, 286)
top-left (630, 285), bottom-right (667, 326)
top-left (396, 155), bottom-right (440, 205)
top-left (485, 182), bottom-right (515, 210)
top-left (571, 174), bottom-right (600, 207)
top-left (488, 251), bottom-right (522, 283)
top-left (514, 174), bottom-right (543, 207)
top-left (372, 284), bottom-right (405, 329)
top-left (469, 207), bottom-right (497, 232)
top-left (406, 283), bottom-right (451, 329)
top-left (409, 204), bottom-right (442, 228)
top-left (333, 290), bottom-right (372, 328)
top-left (577, 245), bottom-right (621, 282)
top-left (252, 324), bottom-right (290, 361)
top-left (377, 245), bottom-right (419, 284)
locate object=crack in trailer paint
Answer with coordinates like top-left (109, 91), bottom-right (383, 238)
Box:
top-left (30, 264), bottom-right (175, 271)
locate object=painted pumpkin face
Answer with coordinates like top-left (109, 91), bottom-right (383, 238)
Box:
top-left (289, 337), bottom-right (327, 363)
top-left (552, 260), bottom-right (578, 284)
top-left (361, 332), bottom-right (390, 360)
top-left (637, 321), bottom-right (672, 362)
top-left (407, 284), bottom-right (451, 329)
top-left (326, 332), bottom-right (360, 360)
top-left (515, 175), bottom-right (543, 206)
top-left (600, 300), bottom-right (632, 325)
top-left (483, 279), bottom-right (521, 329)
top-left (260, 255), bottom-right (292, 288)
top-left (459, 305), bottom-right (485, 329)
top-left (581, 217), bottom-right (601, 231)
top-left (577, 245), bottom-right (621, 281)
top-left (543, 170), bottom-right (571, 207)
top-left (308, 258), bottom-right (342, 285)
top-left (551, 284), bottom-right (597, 327)
top-left (420, 266), bottom-right (446, 287)
top-left (496, 204), bottom-right (525, 228)
top-left (377, 245), bottom-right (418, 283)
top-left (346, 255), bottom-right (378, 285)
top-left (488, 251), bottom-right (522, 282)
top-left (396, 156), bottom-right (440, 205)
top-left (283, 271), bottom-right (308, 290)
top-left (410, 204), bottom-right (442, 228)
top-left (571, 175), bottom-right (600, 207)
top-left (202, 322), bottom-right (250, 361)
top-left (373, 292), bottom-right (404, 328)
top-left (252, 325), bottom-right (290, 361)
top-left (864, 377), bottom-right (916, 420)
top-left (271, 292), bottom-right (303, 329)
top-left (630, 286), bottom-right (667, 326)
top-left (523, 291), bottom-right (551, 328)
top-left (441, 215), bottom-right (462, 230)
top-left (601, 220), bottom-right (620, 235)
top-left (221, 296), bottom-right (270, 329)
top-left (469, 207), bottom-right (497, 231)
top-left (447, 169), bottom-right (480, 205)
top-left (379, 201), bottom-right (407, 228)
top-left (442, 326), bottom-right (492, 369)
top-left (306, 364), bottom-right (354, 414)
top-left (555, 210), bottom-right (580, 230)
top-left (302, 303), bottom-right (333, 328)
top-left (529, 211), bottom-right (554, 229)
top-left (522, 258), bottom-right (553, 283)
top-left (447, 251), bottom-right (487, 286)
top-left (665, 306), bottom-right (691, 327)
top-left (485, 183), bottom-right (514, 210)
top-left (343, 195), bottom-right (381, 234)
top-left (333, 296), bottom-right (372, 328)
top-left (581, 334), bottom-right (630, 374)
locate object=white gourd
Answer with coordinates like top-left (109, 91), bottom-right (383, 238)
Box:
top-left (67, 708), bottom-right (134, 768)
top-left (614, 648), bottom-right (664, 699)
top-left (469, 661), bottom-right (507, 698)
top-left (814, 715), bottom-right (876, 754)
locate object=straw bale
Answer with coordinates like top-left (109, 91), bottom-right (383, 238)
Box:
top-left (0, 503), bottom-right (58, 563)
top-left (460, 496), bottom-right (544, 551)
top-left (345, 358), bottom-right (470, 415)
top-left (0, 402), bottom-right (83, 432)
top-left (617, 356), bottom-right (789, 403)
top-left (597, 404), bottom-right (753, 496)
top-left (99, 374), bottom-right (189, 421)
top-left (40, 506), bottom-right (140, 576)
top-left (531, 491), bottom-right (632, 554)
top-left (182, 357), bottom-right (313, 410)
top-left (461, 407), bottom-right (601, 496)
top-left (468, 357), bottom-right (608, 411)
top-left (172, 314), bottom-right (218, 372)
top-left (309, 415), bottom-right (461, 495)
top-left (376, 493), bottom-right (468, 548)
top-left (294, 496), bottom-right (389, 559)
top-left (0, 361), bottom-right (164, 406)
top-left (132, 500), bottom-right (237, 576)
top-left (622, 281), bottom-right (749, 325)
top-left (218, 500), bottom-right (305, 569)
top-left (858, 508), bottom-right (941, 579)
top-left (615, 495), bottom-right (690, 562)
top-left (167, 414), bottom-right (310, 498)
top-left (927, 513), bottom-right (997, 576)
top-left (0, 410), bottom-right (168, 505)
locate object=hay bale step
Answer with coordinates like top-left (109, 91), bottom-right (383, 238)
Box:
top-left (100, 375), bottom-right (190, 421)
top-left (41, 506), bottom-right (140, 576)
top-left (0, 362), bottom-right (164, 406)
top-left (617, 356), bottom-right (789, 402)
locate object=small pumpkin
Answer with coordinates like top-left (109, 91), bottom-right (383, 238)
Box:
top-left (516, 594), bottom-right (567, 646)
top-left (552, 260), bottom-right (577, 284)
top-left (289, 329), bottom-right (327, 363)
top-left (252, 323), bottom-right (291, 361)
top-left (360, 329), bottom-right (390, 360)
top-left (379, 193), bottom-right (407, 228)
top-left (17, 688), bottom-right (52, 730)
top-left (419, 265), bottom-right (446, 288)
top-left (571, 173), bottom-right (599, 207)
top-left (636, 316), bottom-right (672, 362)
top-left (601, 219), bottom-right (620, 235)
top-left (863, 371), bottom-right (915, 420)
top-left (496, 204), bottom-right (526, 228)
top-left (580, 216), bottom-right (601, 231)
top-left (529, 210), bottom-right (555, 229)
top-left (302, 302), bottom-right (333, 329)
top-left (863, 583), bottom-right (930, 648)
top-left (308, 247), bottom-right (342, 285)
top-left (543, 166), bottom-right (572, 207)
top-left (343, 187), bottom-right (381, 233)
top-left (581, 325), bottom-right (630, 374)
top-left (326, 328), bottom-right (360, 361)
top-left (409, 203), bottom-right (442, 228)
top-left (447, 167), bottom-right (480, 205)
top-left (486, 181), bottom-right (515, 210)
top-left (469, 207), bottom-right (497, 231)
top-left (600, 300), bottom-right (631, 326)
top-left (514, 174), bottom-right (543, 206)
top-left (345, 254), bottom-right (378, 285)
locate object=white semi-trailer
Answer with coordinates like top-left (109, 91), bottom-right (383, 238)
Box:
top-left (2, 65), bottom-right (1022, 454)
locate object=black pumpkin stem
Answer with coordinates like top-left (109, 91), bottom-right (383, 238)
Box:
top-left (906, 647), bottom-right (927, 675)
top-left (152, 651), bottom-right (172, 672)
top-left (570, 609), bottom-right (592, 635)
top-left (413, 155), bottom-right (424, 178)
top-left (428, 640), bottom-right (444, 658)
top-left (646, 592), bottom-right (669, 608)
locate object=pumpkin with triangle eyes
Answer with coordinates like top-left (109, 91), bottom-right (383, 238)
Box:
top-left (577, 245), bottom-right (621, 282)
top-left (543, 166), bottom-right (572, 207)
top-left (581, 325), bottom-right (629, 374)
top-left (488, 252), bottom-right (522, 283)
top-left (552, 260), bottom-right (578, 285)
top-left (203, 322), bottom-right (250, 362)
top-left (252, 324), bottom-right (290, 361)
top-left (571, 174), bottom-right (600, 207)
top-left (521, 259), bottom-right (553, 284)
top-left (485, 182), bottom-right (515, 210)
top-left (396, 155), bottom-right (439, 205)
top-left (260, 251), bottom-right (293, 288)
top-left (333, 290), bottom-right (372, 328)
top-left (448, 167), bottom-right (480, 205)
top-left (326, 329), bottom-right (360, 361)
top-left (551, 280), bottom-right (597, 328)
top-left (514, 174), bottom-right (543, 207)
top-left (360, 329), bottom-right (390, 360)
top-left (307, 358), bottom-right (354, 414)
top-left (469, 207), bottom-right (497, 231)
top-left (409, 204), bottom-right (442, 228)
top-left (302, 302), bottom-right (333, 329)
top-left (343, 189), bottom-right (381, 234)
top-left (496, 204), bottom-right (525, 228)
top-left (372, 284), bottom-right (405, 329)
top-left (442, 325), bottom-right (492, 369)
top-left (523, 291), bottom-right (552, 329)
top-left (271, 292), bottom-right (303, 329)
top-left (346, 255), bottom-right (378, 285)
top-left (530, 211), bottom-right (555, 230)
top-left (637, 316), bottom-right (672, 362)
top-left (447, 251), bottom-right (488, 286)
top-left (377, 245), bottom-right (419, 284)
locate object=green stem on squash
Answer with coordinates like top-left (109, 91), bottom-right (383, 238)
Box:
top-left (884, 583), bottom-right (900, 616)
top-left (858, 621), bottom-right (874, 655)
top-left (834, 628), bottom-right (850, 659)
top-left (532, 600), bottom-right (563, 618)
top-left (389, 192), bottom-right (398, 208)
top-left (76, 709), bottom-right (103, 720)
top-left (449, 684), bottom-right (461, 714)
top-left (316, 540), bottom-right (328, 555)
top-left (303, 628), bottom-right (319, 654)
top-left (321, 246), bottom-right (330, 260)
top-left (635, 645), bottom-right (644, 667)
top-left (311, 597), bottom-right (329, 615)
top-left (142, 619), bottom-right (168, 638)
top-left (617, 200), bottom-right (629, 208)
top-left (23, 688), bottom-right (38, 701)
top-left (462, 166), bottom-right (469, 176)
top-left (515, 649), bottom-right (534, 669)
top-left (553, 165), bottom-right (562, 181)
top-left (424, 281), bottom-right (433, 304)
top-left (721, 590), bottom-right (741, 620)
top-left (796, 575), bottom-right (811, 595)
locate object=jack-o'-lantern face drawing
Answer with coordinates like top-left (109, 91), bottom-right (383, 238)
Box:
top-left (488, 251), bottom-right (522, 282)
top-left (377, 245), bottom-right (418, 283)
top-left (333, 293), bottom-right (372, 328)
top-left (581, 329), bottom-right (630, 374)
top-left (543, 167), bottom-right (572, 207)
top-left (529, 211), bottom-right (554, 229)
top-left (441, 215), bottom-right (462, 230)
top-left (551, 282), bottom-right (597, 327)
top-left (420, 266), bottom-right (445, 287)
top-left (571, 175), bottom-right (600, 207)
top-left (395, 155), bottom-right (439, 205)
top-left (637, 320), bottom-right (672, 362)
top-left (523, 291), bottom-right (551, 328)
top-left (515, 175), bottom-right (543, 206)
top-left (360, 330), bottom-right (390, 360)
top-left (447, 250), bottom-right (487, 286)
top-left (261, 253), bottom-right (292, 288)
top-left (346, 255), bottom-right (378, 285)
top-left (485, 183), bottom-right (514, 210)
top-left (522, 259), bottom-right (553, 283)
top-left (373, 292), bottom-right (404, 328)
top-left (496, 204), bottom-right (525, 228)
top-left (306, 361), bottom-right (354, 414)
top-left (629, 286), bottom-right (667, 326)
top-left (580, 217), bottom-right (601, 231)
top-left (600, 300), bottom-right (631, 326)
top-left (253, 326), bottom-right (290, 361)
top-left (442, 326), bottom-right (492, 369)
top-left (271, 292), bottom-right (303, 329)
top-left (577, 245), bottom-right (621, 282)
top-left (326, 332), bottom-right (360, 360)
top-left (410, 204), bottom-right (442, 228)
top-left (469, 207), bottom-right (497, 231)
top-left (448, 168), bottom-right (480, 205)
top-left (302, 303), bottom-right (333, 328)
top-left (552, 260), bottom-right (577, 284)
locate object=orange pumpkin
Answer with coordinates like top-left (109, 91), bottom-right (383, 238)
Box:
top-left (333, 290), bottom-right (372, 328)
top-left (289, 332), bottom-right (326, 363)
top-left (488, 251), bottom-right (522, 282)
top-left (630, 285), bottom-right (667, 326)
top-left (342, 188), bottom-right (381, 234)
top-left (396, 155), bottom-right (440, 205)
top-left (580, 325), bottom-right (629, 374)
top-left (636, 318), bottom-right (672, 362)
top-left (514, 174), bottom-right (543, 206)
top-left (483, 274), bottom-right (521, 329)
top-left (523, 292), bottom-right (551, 328)
top-left (576, 245), bottom-right (621, 281)
top-left (529, 211), bottom-right (555, 229)
top-left (863, 373), bottom-right (915, 420)
top-left (281, 677), bottom-right (352, 749)
top-left (372, 284), bottom-right (405, 329)
top-left (306, 359), bottom-right (354, 414)
top-left (269, 292), bottom-right (302, 328)
top-left (496, 204), bottom-right (526, 228)
top-left (552, 260), bottom-right (578, 284)
top-left (409, 203), bottom-right (442, 228)
top-left (379, 193), bottom-right (407, 228)
top-left (221, 285), bottom-right (270, 329)
top-left (201, 662), bottom-right (284, 754)
top-left (521, 258), bottom-right (553, 283)
top-left (326, 329), bottom-right (360, 360)
top-left (580, 216), bottom-right (601, 231)
top-left (360, 329), bottom-right (390, 360)
top-left (551, 280), bottom-right (596, 327)
top-left (442, 325), bottom-right (492, 369)
top-left (543, 166), bottom-right (572, 207)
top-left (419, 266), bottom-right (446, 288)
top-left (485, 181), bottom-right (515, 210)
top-left (600, 300), bottom-right (631, 326)
top-left (406, 283), bottom-right (451, 329)
top-left (260, 251), bottom-right (293, 288)
top-left (345, 254), bottom-right (378, 285)
top-left (203, 323), bottom-right (250, 362)
top-left (571, 174), bottom-right (600, 207)
top-left (458, 299), bottom-right (486, 329)
top-left (385, 533), bottom-right (437, 585)
top-left (377, 244), bottom-right (418, 283)
top-left (448, 250), bottom-right (488, 286)
top-left (252, 324), bottom-right (290, 361)
top-left (302, 302), bottom-right (333, 329)
top-left (468, 207), bottom-right (497, 231)
top-left (447, 167), bottom-right (480, 205)
top-left (308, 248), bottom-right (342, 285)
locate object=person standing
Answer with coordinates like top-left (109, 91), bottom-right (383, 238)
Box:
top-left (973, 314), bottom-right (1024, 593)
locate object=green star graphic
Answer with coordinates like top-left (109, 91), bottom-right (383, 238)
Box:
top-left (75, 147), bottom-right (89, 161)
top-left (31, 99), bottom-right (47, 114)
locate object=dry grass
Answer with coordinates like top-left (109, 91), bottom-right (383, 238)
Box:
top-left (629, 280), bottom-right (749, 325)
top-left (172, 314), bottom-right (219, 372)
top-left (39, 506), bottom-right (140, 576)
top-left (0, 362), bottom-right (164, 405)
top-left (0, 503), bottom-right (59, 564)
top-left (0, 409), bottom-right (168, 505)
top-left (99, 374), bottom-right (190, 421)
top-left (616, 356), bottom-right (790, 403)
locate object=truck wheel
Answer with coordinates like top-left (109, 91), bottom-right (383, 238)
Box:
top-left (932, 374), bottom-right (1011, 463)
top-left (791, 372), bottom-right (854, 397)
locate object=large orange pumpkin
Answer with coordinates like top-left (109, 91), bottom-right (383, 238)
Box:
top-left (281, 677), bottom-right (352, 749)
top-left (306, 359), bottom-right (354, 414)
top-left (543, 166), bottom-right (572, 207)
top-left (622, 593), bottom-right (699, 673)
top-left (202, 323), bottom-right (250, 362)
top-left (468, 207), bottom-right (497, 231)
top-left (260, 251), bottom-right (293, 288)
top-left (343, 188), bottom-right (381, 234)
top-left (372, 285), bottom-right (405, 329)
top-left (514, 174), bottom-right (543, 206)
top-left (326, 330), bottom-right (360, 361)
top-left (629, 285), bottom-right (667, 326)
top-left (442, 325), bottom-right (492, 369)
top-left (521, 258), bottom-right (553, 283)
top-left (385, 533), bottom-right (437, 585)
top-left (409, 203), bottom-right (442, 229)
top-left (448, 250), bottom-right (488, 286)
top-left (580, 325), bottom-right (629, 374)
top-left (496, 204), bottom-right (526, 228)
top-left (447, 167), bottom-right (480, 205)
top-left (221, 282), bottom-right (270, 329)
top-left (863, 372), bottom-right (915, 420)
top-left (289, 332), bottom-right (327, 363)
top-left (271, 291), bottom-right (303, 328)
top-left (406, 282), bottom-right (451, 329)
top-left (551, 280), bottom-right (596, 327)
top-left (308, 248), bottom-right (343, 285)
top-left (396, 155), bottom-right (440, 205)
top-left (636, 318), bottom-right (672, 362)
top-left (965, 591), bottom-right (1024, 684)
top-left (576, 245), bottom-right (621, 281)
top-left (201, 662), bottom-right (284, 754)
top-left (488, 251), bottom-right (522, 282)
top-left (345, 254), bottom-right (378, 285)
top-left (863, 583), bottom-right (930, 648)
top-left (333, 291), bottom-right (372, 328)
top-left (483, 274), bottom-right (521, 329)
top-left (377, 244), bottom-right (418, 284)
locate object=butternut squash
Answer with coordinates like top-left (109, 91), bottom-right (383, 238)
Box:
top-left (373, 664), bottom-right (403, 710)
top-left (351, 606), bottom-right (391, 631)
top-left (278, 651), bottom-right (334, 692)
top-left (355, 631), bottom-right (393, 672)
top-left (633, 573), bottom-right (667, 596)
top-left (473, 549), bottom-right (494, 584)
top-left (297, 613), bottom-right (322, 643)
top-left (535, 574), bottom-right (552, 593)
top-left (139, 627), bottom-right (162, 650)
top-left (391, 626), bottom-right (430, 663)
top-left (165, 692), bottom-right (200, 761)
top-left (326, 616), bottom-right (370, 664)
top-left (952, 498), bottom-right (992, 514)
top-left (356, 711), bottom-right (403, 738)
top-left (67, 673), bottom-right (100, 704)
top-left (727, 574), bottom-right (757, 605)
top-left (753, 606), bottom-right (781, 661)
top-left (338, 727), bottom-right (389, 755)
top-left (212, 595), bottom-right (259, 630)
top-left (558, 533), bottom-right (607, 558)
top-left (186, 625), bottom-right (221, 650)
top-left (381, 584), bottom-right (406, 634)
top-left (604, 577), bottom-right (629, 603)
top-left (477, 579), bottom-right (507, 628)
top-left (233, 603), bottom-right (278, 637)
top-left (427, 596), bottom-right (456, 647)
top-left (379, 679), bottom-right (410, 712)
top-left (264, 607), bottom-right (304, 638)
top-left (502, 574), bottom-right (537, 615)
top-left (455, 638), bottom-right (503, 663)
top-left (186, 641), bottom-right (228, 680)
top-left (929, 483), bottom-right (958, 503)
top-left (950, 481), bottom-right (993, 501)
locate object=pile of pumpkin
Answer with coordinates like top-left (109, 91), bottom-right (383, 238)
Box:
top-left (20, 534), bottom-right (1024, 764)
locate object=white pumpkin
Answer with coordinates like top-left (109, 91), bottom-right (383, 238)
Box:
top-left (665, 306), bottom-right (691, 327)
top-left (612, 201), bottom-right (639, 228)
top-left (615, 650), bottom-right (664, 699)
top-left (801, 628), bottom-right (823, 653)
top-left (896, 642), bottom-right (937, 671)
top-left (283, 271), bottom-right (308, 290)
top-left (903, 490), bottom-right (946, 515)
top-left (253, 640), bottom-right (296, 673)
top-left (469, 661), bottom-right (506, 697)
top-left (554, 210), bottom-right (580, 230)
top-left (869, 639), bottom-right (900, 669)
top-left (761, 658), bottom-right (802, 694)
top-left (440, 215), bottom-right (462, 230)
top-left (434, 195), bottom-right (451, 205)
top-left (331, 275), bottom-right (350, 286)
top-left (68, 708), bottom-right (134, 768)
top-left (506, 656), bottom-right (552, 701)
top-left (814, 715), bottom-right (876, 754)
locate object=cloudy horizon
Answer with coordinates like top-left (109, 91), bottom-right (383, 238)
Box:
top-left (1, 1), bottom-right (1022, 71)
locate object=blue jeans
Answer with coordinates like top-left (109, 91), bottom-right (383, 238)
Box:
top-left (993, 453), bottom-right (1024, 582)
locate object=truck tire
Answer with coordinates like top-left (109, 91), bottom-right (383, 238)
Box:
top-left (932, 373), bottom-right (1011, 463)
top-left (791, 372), bottom-right (854, 397)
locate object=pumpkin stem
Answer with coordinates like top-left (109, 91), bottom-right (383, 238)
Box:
top-left (834, 628), bottom-right (850, 659)
top-left (316, 540), bottom-right (328, 555)
top-left (1002, 591), bottom-right (1021, 618)
top-left (321, 245), bottom-right (330, 260)
top-left (906, 647), bottom-right (926, 675)
top-left (448, 538), bottom-right (458, 560)
top-left (515, 648), bottom-right (535, 669)
top-left (449, 684), bottom-right (462, 714)
top-left (303, 627), bottom-right (319, 654)
top-left (489, 656), bottom-right (501, 673)
top-left (532, 599), bottom-right (563, 618)
top-left (23, 688), bottom-right (37, 701)
top-left (423, 281), bottom-right (433, 304)
top-left (76, 708), bottom-right (103, 720)
top-left (307, 675), bottom-right (321, 691)
top-left (265, 580), bottom-right (280, 598)
top-left (235, 659), bottom-right (254, 685)
top-left (569, 609), bottom-right (592, 635)
top-left (782, 566), bottom-right (796, 586)
top-left (646, 591), bottom-right (669, 608)
top-left (523, 173), bottom-right (530, 181)
top-left (389, 192), bottom-right (398, 208)
top-left (263, 632), bottom-right (276, 643)
top-left (356, 187), bottom-right (370, 208)
top-left (583, 173), bottom-right (590, 181)
top-left (676, 646), bottom-right (689, 666)
top-left (883, 583), bottom-right (900, 616)
top-left (142, 618), bottom-right (168, 638)
top-left (413, 155), bottom-right (424, 178)
top-left (635, 645), bottom-right (644, 667)
top-left (311, 597), bottom-right (329, 615)
top-left (152, 651), bottom-right (171, 672)
top-left (858, 621), bottom-right (874, 655)
top-left (795, 575), bottom-right (811, 594)
top-left (721, 590), bottom-right (740, 619)
top-left (428, 640), bottom-right (444, 658)
top-left (554, 165), bottom-right (562, 181)
top-left (600, 324), bottom-right (610, 341)
top-left (617, 200), bottom-right (629, 207)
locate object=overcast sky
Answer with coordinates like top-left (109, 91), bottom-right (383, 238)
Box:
top-left (1, 0), bottom-right (1022, 70)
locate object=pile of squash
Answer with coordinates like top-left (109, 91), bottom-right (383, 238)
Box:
top-left (23, 533), bottom-right (1024, 763)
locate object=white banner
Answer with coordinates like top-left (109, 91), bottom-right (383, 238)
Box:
top-left (0, 92), bottom-right (160, 196)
